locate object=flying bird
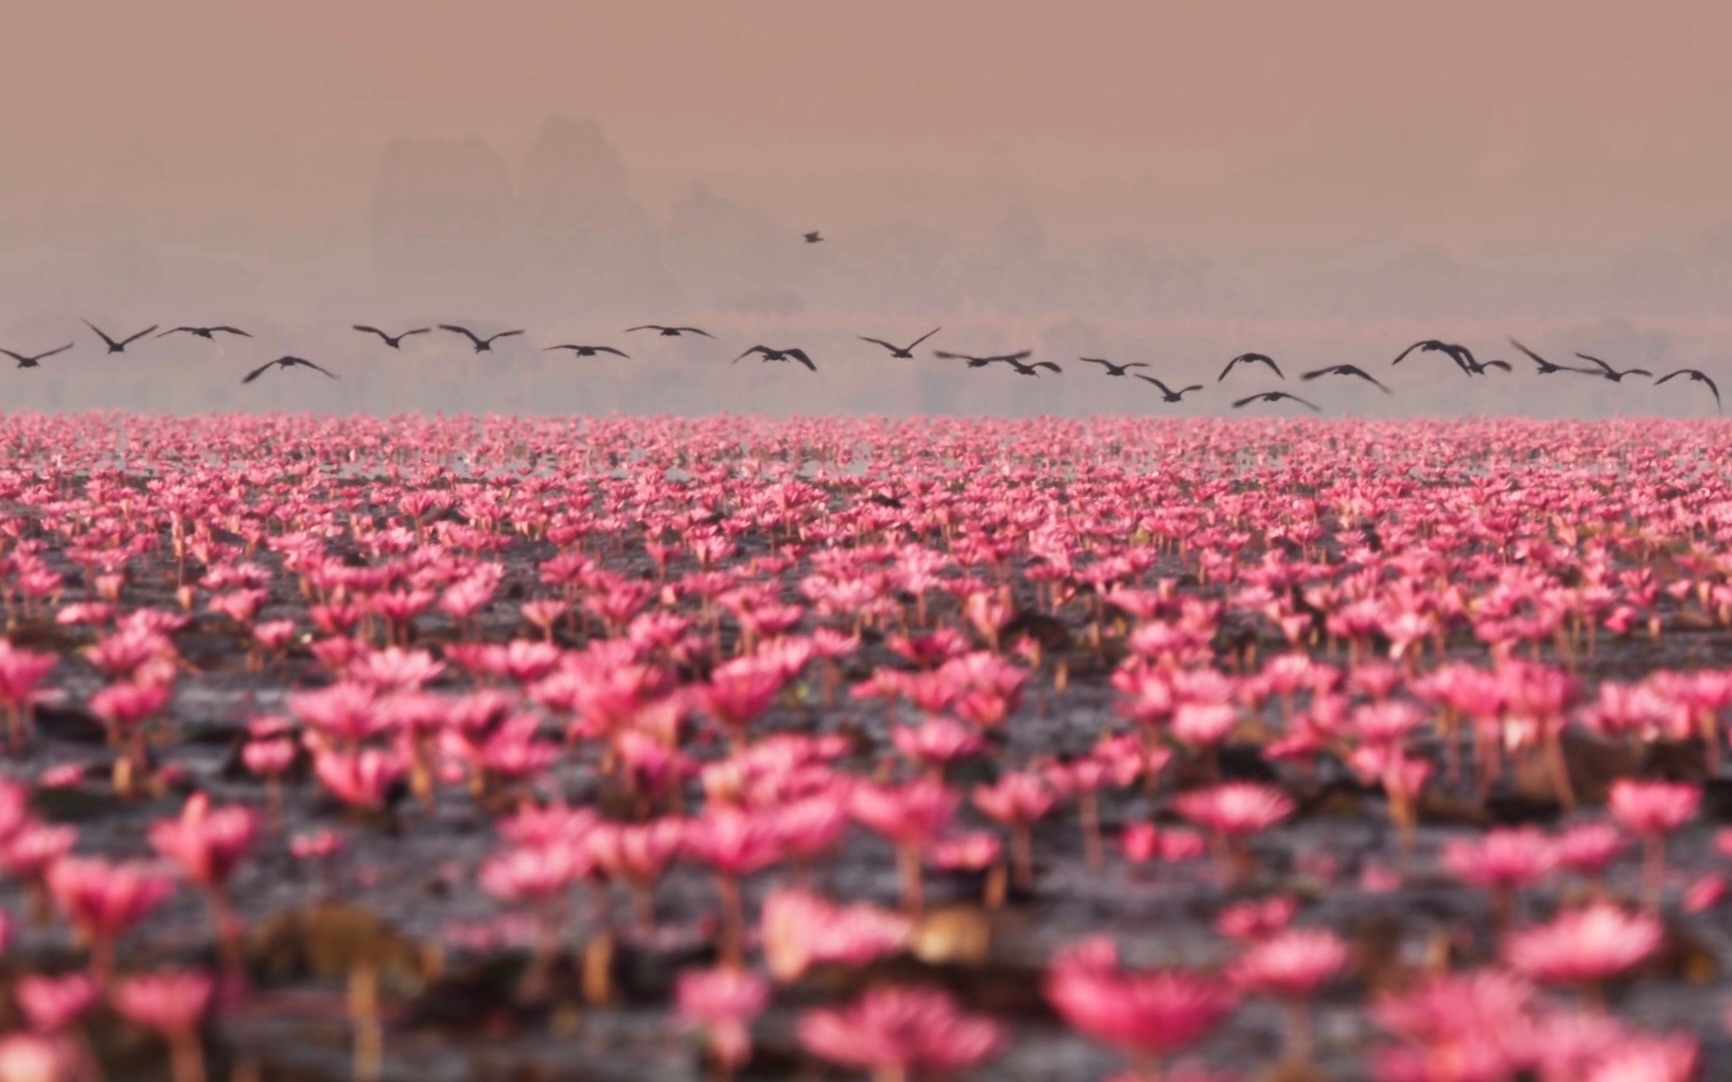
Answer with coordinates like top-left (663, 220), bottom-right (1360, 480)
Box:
top-left (998, 358), bottom-right (1062, 377)
top-left (1654, 368), bottom-right (1721, 411)
top-left (804, 231), bottom-right (824, 244)
top-left (1574, 353), bottom-right (1652, 383)
top-left (353, 325), bottom-right (431, 349)
top-left (1391, 339), bottom-right (1479, 375)
top-left (242, 356), bottom-right (338, 384)
top-left (626, 325), bottom-right (714, 338)
top-left (859, 327), bottom-right (942, 358)
top-left (544, 344), bottom-right (629, 358)
top-left (935, 349), bottom-right (1032, 368)
top-left (1079, 357), bottom-right (1150, 377)
top-left (1508, 338), bottom-right (1593, 375)
top-left (1134, 375), bottom-right (1203, 402)
top-left (1232, 391), bottom-right (1321, 413)
top-left (2, 343), bottom-right (73, 369)
top-left (83, 320), bottom-right (158, 353)
top-left (735, 346), bottom-right (817, 371)
top-left (1301, 364), bottom-right (1392, 394)
top-left (1219, 353), bottom-right (1284, 381)
top-left (440, 325), bottom-right (525, 352)
top-left (158, 325), bottom-right (251, 340)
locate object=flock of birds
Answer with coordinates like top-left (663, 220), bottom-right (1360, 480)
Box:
top-left (0, 230), bottom-right (1720, 413)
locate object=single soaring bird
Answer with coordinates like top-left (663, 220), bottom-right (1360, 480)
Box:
top-left (83, 320), bottom-right (158, 353)
top-left (1135, 375), bottom-right (1203, 402)
top-left (1508, 338), bottom-right (1593, 376)
top-left (804, 231), bottom-right (824, 244)
top-left (1654, 368), bottom-right (1721, 411)
top-left (626, 325), bottom-right (715, 338)
top-left (735, 345), bottom-right (817, 371)
top-left (544, 344), bottom-right (629, 358)
top-left (1219, 353), bottom-right (1284, 381)
top-left (440, 325), bottom-right (525, 352)
top-left (158, 325), bottom-right (251, 340)
top-left (1301, 364), bottom-right (1392, 394)
top-left (859, 327), bottom-right (942, 358)
top-left (1391, 339), bottom-right (1479, 375)
top-left (1574, 353), bottom-right (1652, 383)
top-left (1079, 357), bottom-right (1150, 377)
top-left (242, 356), bottom-right (338, 384)
top-left (936, 349), bottom-right (1032, 369)
top-left (353, 325), bottom-right (431, 349)
top-left (2, 343), bottom-right (73, 369)
top-left (1232, 390), bottom-right (1321, 412)
top-left (998, 358), bottom-right (1062, 377)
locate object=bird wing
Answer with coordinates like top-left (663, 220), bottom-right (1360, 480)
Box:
top-left (36, 343), bottom-right (73, 361)
top-left (82, 320), bottom-right (118, 348)
top-left (1260, 356), bottom-right (1286, 379)
top-left (119, 324), bottom-right (158, 345)
top-left (486, 330), bottom-right (525, 344)
top-left (1626, 369), bottom-right (1653, 378)
top-left (157, 327), bottom-right (198, 337)
top-left (624, 325), bottom-right (664, 333)
top-left (933, 351), bottom-right (975, 361)
top-left (1299, 367), bottom-right (1331, 381)
top-left (0, 349), bottom-right (25, 363)
top-left (1079, 357), bottom-right (1113, 369)
top-left (543, 344), bottom-right (582, 352)
top-left (295, 358), bottom-right (340, 379)
top-left (1280, 393), bottom-right (1322, 411)
top-left (1178, 385), bottom-right (1203, 396)
top-left (1390, 341), bottom-right (1429, 365)
top-left (595, 347), bottom-right (628, 358)
top-left (1218, 357), bottom-right (1240, 381)
top-left (785, 348), bottom-right (817, 371)
top-left (211, 326), bottom-right (251, 337)
top-left (907, 326), bottom-right (942, 349)
top-left (733, 346), bottom-right (772, 363)
top-left (440, 324), bottom-right (484, 345)
top-left (1574, 352), bottom-right (1616, 375)
top-left (1122, 361), bottom-right (1149, 370)
top-left (1135, 375), bottom-right (1173, 394)
top-left (1508, 337), bottom-right (1549, 369)
top-left (1230, 394), bottom-right (1261, 409)
top-left (241, 360), bottom-right (277, 383)
top-left (1654, 369), bottom-right (1685, 386)
top-left (1035, 361), bottom-right (1062, 372)
top-left (1705, 374), bottom-right (1722, 409)
top-left (1480, 360), bottom-right (1512, 372)
top-left (677, 327), bottom-right (715, 338)
top-left (400, 327), bottom-right (431, 338)
top-left (353, 325), bottom-right (388, 340)
top-left (858, 337), bottom-right (900, 352)
top-left (994, 350), bottom-right (1033, 363)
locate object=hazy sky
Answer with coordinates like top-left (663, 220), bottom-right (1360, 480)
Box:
top-left (2, 1), bottom-right (1730, 416)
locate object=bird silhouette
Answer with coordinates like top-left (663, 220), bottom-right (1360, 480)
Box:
top-left (353, 325), bottom-right (431, 349)
top-left (859, 327), bottom-right (942, 358)
top-left (2, 343), bottom-right (73, 369)
top-left (1391, 339), bottom-right (1479, 375)
top-left (1079, 357), bottom-right (1150, 377)
top-left (242, 356), bottom-right (338, 384)
top-left (626, 325), bottom-right (714, 338)
top-left (1134, 375), bottom-right (1203, 402)
top-left (440, 325), bottom-right (524, 352)
top-left (1654, 368), bottom-right (1721, 411)
top-left (83, 320), bottom-right (158, 353)
top-left (159, 325), bottom-right (250, 340)
top-left (998, 358), bottom-right (1062, 377)
top-left (1301, 364), bottom-right (1392, 394)
top-left (1232, 390), bottom-right (1320, 412)
top-left (935, 349), bottom-right (1031, 369)
top-left (1574, 353), bottom-right (1652, 383)
top-left (1464, 357), bottom-right (1513, 375)
top-left (1219, 353), bottom-right (1284, 381)
top-left (735, 346), bottom-right (817, 371)
top-left (544, 344), bottom-right (629, 358)
top-left (1508, 338), bottom-right (1593, 375)
top-left (804, 231), bottom-right (824, 244)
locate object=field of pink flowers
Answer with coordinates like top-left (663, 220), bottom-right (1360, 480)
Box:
top-left (0, 411), bottom-right (1725, 1081)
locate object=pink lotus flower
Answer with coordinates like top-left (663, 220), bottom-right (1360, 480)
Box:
top-left (1046, 937), bottom-right (1233, 1066)
top-left (798, 984), bottom-right (1001, 1082)
top-left (16, 973), bottom-right (99, 1032)
top-left (45, 857), bottom-right (173, 980)
top-left (1502, 903), bottom-right (1661, 988)
top-left (676, 966), bottom-right (770, 1077)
